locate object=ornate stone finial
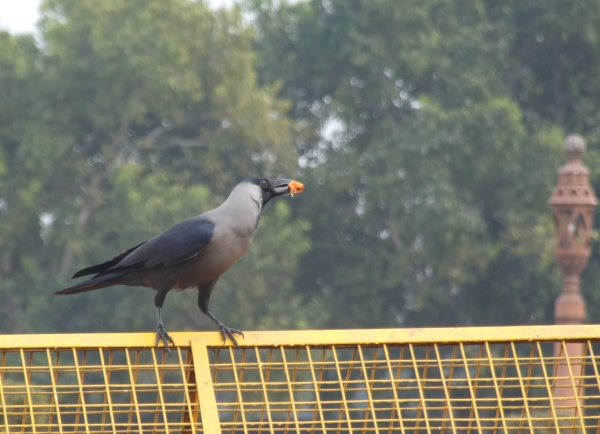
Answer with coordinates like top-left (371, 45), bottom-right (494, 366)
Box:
top-left (549, 134), bottom-right (596, 275)
top-left (565, 134), bottom-right (585, 161)
top-left (549, 133), bottom-right (596, 314)
top-left (551, 134), bottom-right (596, 414)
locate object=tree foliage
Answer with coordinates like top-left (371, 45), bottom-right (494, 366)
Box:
top-left (0, 0), bottom-right (307, 334)
top-left (1, 0), bottom-right (600, 335)
top-left (250, 0), bottom-right (587, 327)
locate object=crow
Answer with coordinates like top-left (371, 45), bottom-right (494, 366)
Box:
top-left (56, 178), bottom-right (304, 352)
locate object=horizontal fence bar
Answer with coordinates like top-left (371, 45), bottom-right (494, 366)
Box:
top-left (1, 324), bottom-right (600, 348)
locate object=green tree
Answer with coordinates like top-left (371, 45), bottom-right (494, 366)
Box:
top-left (0, 0), bottom-right (309, 335)
top-left (0, 30), bottom-right (47, 332)
top-left (4, 0), bottom-right (600, 336)
top-left (485, 0), bottom-right (600, 321)
top-left (251, 0), bottom-right (565, 327)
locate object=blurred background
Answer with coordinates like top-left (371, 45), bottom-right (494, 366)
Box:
top-left (0, 0), bottom-right (599, 336)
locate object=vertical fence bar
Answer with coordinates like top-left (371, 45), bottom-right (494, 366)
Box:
top-left (357, 345), bottom-right (380, 434)
top-left (433, 344), bottom-right (457, 433)
top-left (484, 342), bottom-right (508, 432)
top-left (306, 346), bottom-right (327, 433)
top-left (459, 343), bottom-right (483, 433)
top-left (382, 345), bottom-right (405, 434)
top-left (588, 341), bottom-right (600, 395)
top-left (228, 347), bottom-right (249, 434)
top-left (560, 341), bottom-right (587, 430)
top-left (0, 352), bottom-right (10, 433)
top-left (71, 349), bottom-right (90, 433)
top-left (179, 348), bottom-right (198, 434)
top-left (255, 348), bottom-right (275, 433)
top-left (331, 346), bottom-right (354, 433)
top-left (408, 344), bottom-right (431, 433)
top-left (280, 347), bottom-right (301, 434)
top-left (509, 342), bottom-right (534, 434)
top-left (124, 349), bottom-right (144, 434)
top-left (150, 350), bottom-right (170, 434)
top-left (535, 342), bottom-right (560, 432)
top-left (45, 350), bottom-right (63, 433)
top-left (190, 339), bottom-right (222, 434)
top-left (19, 349), bottom-right (37, 434)
top-left (98, 348), bottom-right (117, 434)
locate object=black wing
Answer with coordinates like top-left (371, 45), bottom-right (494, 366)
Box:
top-left (72, 242), bottom-right (147, 278)
top-left (71, 217), bottom-right (215, 278)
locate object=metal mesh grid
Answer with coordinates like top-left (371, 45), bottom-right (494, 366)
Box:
top-left (0, 327), bottom-right (599, 433)
top-left (209, 342), bottom-right (599, 433)
top-left (0, 347), bottom-right (199, 433)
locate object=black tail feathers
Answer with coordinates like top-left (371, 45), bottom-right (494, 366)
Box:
top-left (55, 272), bottom-right (123, 295)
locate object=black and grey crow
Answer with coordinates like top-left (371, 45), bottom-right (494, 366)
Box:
top-left (56, 178), bottom-right (304, 351)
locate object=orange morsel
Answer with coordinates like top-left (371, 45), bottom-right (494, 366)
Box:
top-left (288, 180), bottom-right (304, 197)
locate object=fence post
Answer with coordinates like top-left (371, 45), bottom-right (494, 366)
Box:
top-left (190, 339), bottom-right (222, 434)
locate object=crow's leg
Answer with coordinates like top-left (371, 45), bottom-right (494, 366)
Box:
top-left (198, 281), bottom-right (244, 346)
top-left (205, 311), bottom-right (245, 346)
top-left (155, 289), bottom-right (174, 353)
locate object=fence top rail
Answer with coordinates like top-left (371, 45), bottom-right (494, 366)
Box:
top-left (0, 324), bottom-right (599, 349)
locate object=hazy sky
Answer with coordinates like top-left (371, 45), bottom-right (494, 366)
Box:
top-left (0, 0), bottom-right (233, 34)
top-left (0, 0), bottom-right (41, 34)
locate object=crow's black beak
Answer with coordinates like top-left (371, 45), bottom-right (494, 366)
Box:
top-left (270, 179), bottom-right (304, 197)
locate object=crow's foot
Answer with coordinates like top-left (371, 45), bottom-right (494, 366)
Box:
top-left (156, 322), bottom-right (175, 354)
top-left (218, 324), bottom-right (244, 346)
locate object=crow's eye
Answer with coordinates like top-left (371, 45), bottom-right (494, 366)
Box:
top-left (259, 179), bottom-right (269, 189)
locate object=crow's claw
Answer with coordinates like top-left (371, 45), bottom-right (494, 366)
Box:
top-left (218, 325), bottom-right (244, 346)
top-left (156, 322), bottom-right (175, 355)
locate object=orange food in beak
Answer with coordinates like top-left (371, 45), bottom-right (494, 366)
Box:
top-left (288, 180), bottom-right (304, 197)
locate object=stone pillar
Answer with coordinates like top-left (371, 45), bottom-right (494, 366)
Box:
top-left (548, 135), bottom-right (597, 414)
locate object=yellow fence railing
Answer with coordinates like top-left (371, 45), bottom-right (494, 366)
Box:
top-left (1, 325), bottom-right (600, 433)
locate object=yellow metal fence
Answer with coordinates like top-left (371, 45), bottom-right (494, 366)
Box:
top-left (1, 325), bottom-right (600, 433)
